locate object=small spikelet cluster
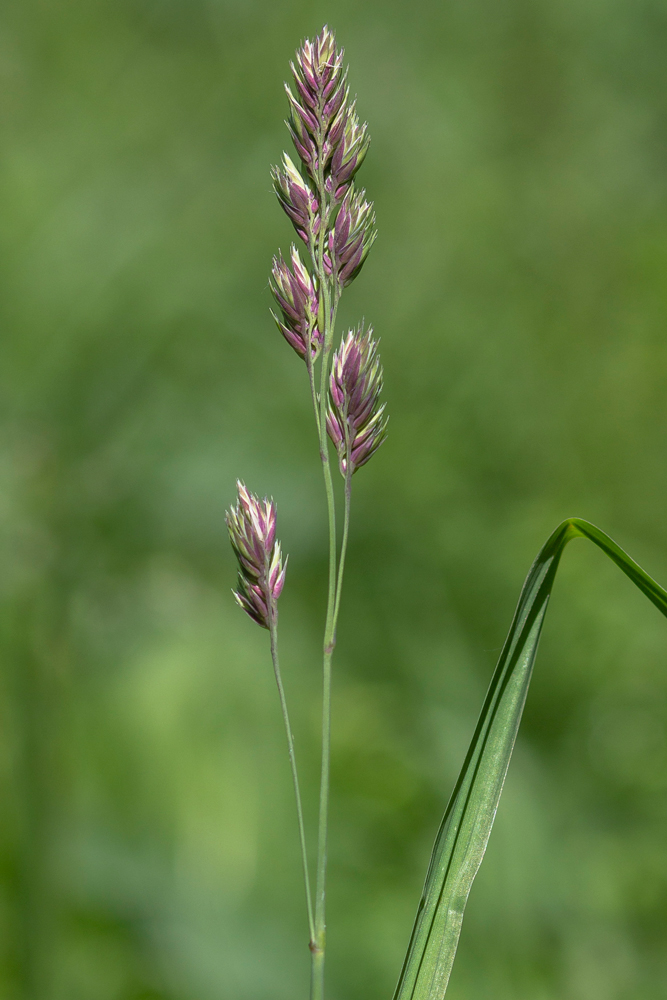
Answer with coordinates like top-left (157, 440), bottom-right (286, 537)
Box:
top-left (327, 105), bottom-right (369, 199)
top-left (284, 26), bottom-right (372, 211)
top-left (270, 246), bottom-right (322, 359)
top-left (325, 187), bottom-right (376, 287)
top-left (226, 482), bottom-right (287, 629)
top-left (327, 327), bottom-right (388, 476)
top-left (271, 153), bottom-right (320, 247)
top-left (286, 26), bottom-right (348, 181)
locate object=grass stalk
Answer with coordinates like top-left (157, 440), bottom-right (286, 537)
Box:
top-left (268, 605), bottom-right (315, 944)
top-left (333, 460), bottom-right (353, 629)
top-left (310, 144), bottom-right (338, 1000)
top-left (265, 31), bottom-right (382, 995)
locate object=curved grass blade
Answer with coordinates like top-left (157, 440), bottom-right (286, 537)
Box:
top-left (393, 518), bottom-right (667, 1000)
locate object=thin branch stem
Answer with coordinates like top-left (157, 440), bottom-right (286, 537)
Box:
top-left (268, 603), bottom-right (315, 944)
top-left (306, 351), bottom-right (321, 438)
top-left (332, 466), bottom-right (352, 629)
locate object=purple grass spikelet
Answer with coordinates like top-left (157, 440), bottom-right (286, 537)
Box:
top-left (286, 26), bottom-right (348, 179)
top-left (272, 153), bottom-right (320, 246)
top-left (270, 246), bottom-right (322, 360)
top-left (293, 25), bottom-right (345, 101)
top-left (325, 185), bottom-right (376, 288)
top-left (327, 326), bottom-right (388, 476)
top-left (226, 481), bottom-right (287, 629)
top-left (326, 104), bottom-right (370, 200)
top-left (286, 82), bottom-right (349, 179)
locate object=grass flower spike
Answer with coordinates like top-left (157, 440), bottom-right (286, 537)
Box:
top-left (235, 26), bottom-right (384, 999)
top-left (286, 25), bottom-right (370, 216)
top-left (265, 27), bottom-right (381, 998)
top-left (270, 246), bottom-right (322, 360)
top-left (226, 481), bottom-right (286, 629)
top-left (327, 327), bottom-right (388, 476)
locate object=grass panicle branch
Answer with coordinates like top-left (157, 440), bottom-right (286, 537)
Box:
top-left (225, 483), bottom-right (313, 939)
top-left (227, 24), bottom-right (385, 1000)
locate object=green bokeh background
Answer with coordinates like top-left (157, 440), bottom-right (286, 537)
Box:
top-left (2, 1), bottom-right (667, 997)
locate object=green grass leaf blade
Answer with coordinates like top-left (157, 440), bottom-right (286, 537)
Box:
top-left (393, 518), bottom-right (667, 1000)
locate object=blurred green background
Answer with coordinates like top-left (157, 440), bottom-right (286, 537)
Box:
top-left (1, 0), bottom-right (667, 997)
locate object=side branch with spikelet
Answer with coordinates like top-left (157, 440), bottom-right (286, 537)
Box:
top-left (225, 481), bottom-right (314, 943)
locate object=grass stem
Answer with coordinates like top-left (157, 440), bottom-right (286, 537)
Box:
top-left (333, 467), bottom-right (352, 629)
top-left (310, 142), bottom-right (339, 1000)
top-left (268, 607), bottom-right (315, 944)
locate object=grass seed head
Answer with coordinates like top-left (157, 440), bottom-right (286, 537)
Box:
top-left (270, 246), bottom-right (322, 361)
top-left (325, 185), bottom-right (376, 288)
top-left (226, 482), bottom-right (287, 629)
top-left (271, 153), bottom-right (320, 246)
top-left (327, 326), bottom-right (388, 476)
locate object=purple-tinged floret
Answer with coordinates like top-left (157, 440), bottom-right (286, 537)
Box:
top-left (327, 327), bottom-right (388, 476)
top-left (325, 185), bottom-right (376, 287)
top-left (226, 482), bottom-right (287, 629)
top-left (270, 246), bottom-right (322, 361)
top-left (326, 107), bottom-right (370, 200)
top-left (279, 25), bottom-right (371, 231)
top-left (271, 153), bottom-right (320, 246)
